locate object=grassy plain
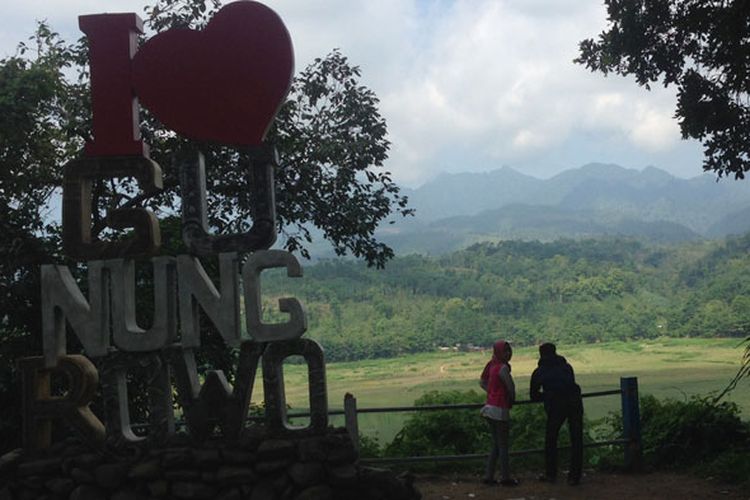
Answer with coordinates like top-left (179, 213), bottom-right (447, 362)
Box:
top-left (273, 338), bottom-right (748, 443)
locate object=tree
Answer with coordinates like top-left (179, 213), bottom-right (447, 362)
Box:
top-left (576, 0), bottom-right (750, 180)
top-left (0, 23), bottom-right (79, 347)
top-left (576, 0), bottom-right (750, 388)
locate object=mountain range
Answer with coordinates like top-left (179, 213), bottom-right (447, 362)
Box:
top-left (374, 163), bottom-right (750, 255)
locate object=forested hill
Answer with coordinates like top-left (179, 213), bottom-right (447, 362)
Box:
top-left (367, 164), bottom-right (750, 255)
top-left (262, 235), bottom-right (750, 361)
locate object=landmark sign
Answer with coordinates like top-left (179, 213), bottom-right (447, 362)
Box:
top-left (21, 0), bottom-right (327, 451)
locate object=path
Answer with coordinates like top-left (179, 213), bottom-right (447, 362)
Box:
top-left (415, 471), bottom-right (748, 500)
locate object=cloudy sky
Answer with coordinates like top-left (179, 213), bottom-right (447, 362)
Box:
top-left (1, 0), bottom-right (706, 187)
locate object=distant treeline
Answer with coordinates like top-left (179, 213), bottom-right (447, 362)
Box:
top-left (261, 235), bottom-right (750, 361)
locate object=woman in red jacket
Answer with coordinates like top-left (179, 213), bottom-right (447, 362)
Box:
top-left (480, 339), bottom-right (519, 486)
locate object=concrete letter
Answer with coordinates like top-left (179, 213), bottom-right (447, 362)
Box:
top-left (41, 263), bottom-right (109, 368)
top-left (171, 341), bottom-right (264, 441)
top-left (18, 355), bottom-right (105, 450)
top-left (179, 147), bottom-right (277, 255)
top-left (109, 257), bottom-right (177, 351)
top-left (243, 250), bottom-right (307, 342)
top-left (62, 157), bottom-right (162, 260)
top-left (98, 352), bottom-right (174, 446)
top-left (177, 253), bottom-right (240, 348)
top-left (262, 339), bottom-right (327, 436)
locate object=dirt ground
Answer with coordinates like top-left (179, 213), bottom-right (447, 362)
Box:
top-left (414, 471), bottom-right (749, 500)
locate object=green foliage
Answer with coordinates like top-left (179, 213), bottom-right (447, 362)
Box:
top-left (268, 49), bottom-right (412, 266)
top-left (509, 405), bottom-right (549, 454)
top-left (599, 394), bottom-right (750, 480)
top-left (0, 328), bottom-right (35, 447)
top-left (646, 395), bottom-right (749, 468)
top-left (385, 390), bottom-right (486, 458)
top-left (263, 236), bottom-right (750, 365)
top-left (716, 337), bottom-right (750, 402)
top-left (0, 22), bottom-right (78, 347)
top-left (576, 0), bottom-right (750, 179)
top-left (382, 391), bottom-right (551, 457)
top-left (382, 390), bottom-right (595, 473)
top-left (358, 434), bottom-right (383, 459)
top-left (144, 0), bottom-right (222, 31)
top-left (702, 449), bottom-right (750, 484)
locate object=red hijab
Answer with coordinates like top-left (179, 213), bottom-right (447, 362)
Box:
top-left (481, 339), bottom-right (511, 385)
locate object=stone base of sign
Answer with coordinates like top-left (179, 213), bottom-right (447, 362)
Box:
top-left (0, 428), bottom-right (420, 500)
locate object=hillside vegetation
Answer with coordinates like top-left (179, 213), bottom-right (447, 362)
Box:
top-left (262, 234), bottom-right (750, 362)
top-left (370, 163), bottom-right (750, 255)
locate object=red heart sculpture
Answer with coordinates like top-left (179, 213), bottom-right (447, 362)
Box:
top-left (132, 1), bottom-right (293, 146)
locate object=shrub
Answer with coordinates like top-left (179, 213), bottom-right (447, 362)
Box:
top-left (597, 394), bottom-right (750, 482)
top-left (383, 389), bottom-right (593, 471)
top-left (359, 434), bottom-right (383, 458)
top-left (639, 395), bottom-right (748, 468)
top-left (385, 390), bottom-right (486, 458)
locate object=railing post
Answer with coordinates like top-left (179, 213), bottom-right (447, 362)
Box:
top-left (344, 392), bottom-right (359, 454)
top-left (620, 376), bottom-right (642, 471)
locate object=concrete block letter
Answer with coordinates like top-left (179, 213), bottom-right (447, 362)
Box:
top-left (177, 253), bottom-right (240, 348)
top-left (262, 339), bottom-right (327, 436)
top-left (243, 250), bottom-right (307, 342)
top-left (18, 355), bottom-right (105, 450)
top-left (109, 257), bottom-right (177, 352)
top-left (41, 262), bottom-right (110, 368)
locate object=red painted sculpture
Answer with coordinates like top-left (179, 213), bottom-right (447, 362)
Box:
top-left (81, 1), bottom-right (294, 153)
top-left (79, 13), bottom-right (147, 157)
top-left (134, 0), bottom-right (294, 147)
top-left (67, 1), bottom-right (293, 260)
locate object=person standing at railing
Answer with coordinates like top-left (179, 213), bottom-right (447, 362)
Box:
top-left (479, 339), bottom-right (519, 487)
top-left (530, 342), bottom-right (584, 486)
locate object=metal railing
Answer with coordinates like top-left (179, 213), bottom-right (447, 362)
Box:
top-left (328, 376), bottom-right (643, 469)
top-left (134, 377), bottom-right (643, 470)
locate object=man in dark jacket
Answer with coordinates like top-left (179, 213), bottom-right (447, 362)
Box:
top-left (530, 343), bottom-right (583, 485)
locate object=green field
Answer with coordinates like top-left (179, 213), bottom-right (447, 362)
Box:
top-left (267, 338), bottom-right (748, 444)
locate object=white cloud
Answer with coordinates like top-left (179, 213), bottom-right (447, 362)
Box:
top-left (1, 1), bottom-right (147, 57)
top-left (630, 105), bottom-right (680, 152)
top-left (373, 0), bottom-right (698, 184)
top-left (512, 129), bottom-right (546, 150)
top-left (582, 88), bottom-right (680, 152)
top-left (0, 0), bottom-right (703, 186)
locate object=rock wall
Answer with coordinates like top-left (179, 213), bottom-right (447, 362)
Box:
top-left (0, 429), bottom-right (420, 500)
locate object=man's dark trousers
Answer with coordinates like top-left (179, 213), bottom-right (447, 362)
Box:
top-left (544, 397), bottom-right (583, 482)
